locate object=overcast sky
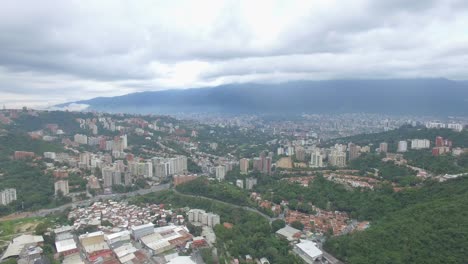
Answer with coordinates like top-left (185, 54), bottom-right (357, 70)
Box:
top-left (1, 0), bottom-right (468, 108)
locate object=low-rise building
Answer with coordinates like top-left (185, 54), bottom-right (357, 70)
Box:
top-left (131, 223), bottom-right (154, 240)
top-left (276, 225), bottom-right (302, 242)
top-left (1, 234), bottom-right (44, 261)
top-left (293, 240), bottom-right (323, 264)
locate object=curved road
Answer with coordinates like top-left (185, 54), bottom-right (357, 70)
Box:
top-left (172, 189), bottom-right (279, 223)
top-left (4, 183), bottom-right (279, 225)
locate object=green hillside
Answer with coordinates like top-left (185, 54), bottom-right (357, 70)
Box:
top-left (324, 176), bottom-right (468, 264)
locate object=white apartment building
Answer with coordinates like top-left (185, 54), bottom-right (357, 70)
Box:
top-left (411, 139), bottom-right (430, 149)
top-left (397, 141), bottom-right (408, 152)
top-left (143, 162), bottom-right (153, 178)
top-left (0, 188), bottom-right (17, 205)
top-left (215, 166), bottom-right (226, 180)
top-left (310, 151), bottom-right (324, 168)
top-left (447, 123), bottom-right (463, 132)
top-left (187, 209), bottom-right (220, 228)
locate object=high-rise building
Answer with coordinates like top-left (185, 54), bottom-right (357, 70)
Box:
top-left (167, 156), bottom-right (187, 175)
top-left (263, 157), bottom-right (272, 174)
top-left (143, 162), bottom-right (153, 178)
top-left (102, 167), bottom-right (114, 188)
top-left (277, 147), bottom-right (284, 156)
top-left (435, 136), bottom-right (444, 147)
top-left (295, 147), bottom-right (306, 161)
top-left (397, 141), bottom-right (408, 152)
top-left (120, 134), bottom-right (128, 149)
top-left (240, 158), bottom-right (249, 174)
top-left (128, 162), bottom-right (139, 176)
top-left (253, 157), bottom-right (263, 171)
top-left (124, 172), bottom-right (132, 186)
top-left (310, 150), bottom-right (323, 168)
top-left (54, 180), bottom-right (69, 196)
top-left (79, 152), bottom-right (90, 167)
top-left (154, 163), bottom-right (167, 180)
top-left (215, 166), bottom-right (226, 180)
top-left (348, 143), bottom-right (360, 160)
top-left (286, 146), bottom-right (295, 156)
top-left (379, 142), bottom-right (388, 153)
top-left (0, 188), bottom-right (17, 205)
top-left (112, 171), bottom-right (122, 185)
top-left (329, 151), bottom-right (346, 167)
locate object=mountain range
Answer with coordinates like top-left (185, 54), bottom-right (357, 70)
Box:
top-left (60, 78), bottom-right (468, 116)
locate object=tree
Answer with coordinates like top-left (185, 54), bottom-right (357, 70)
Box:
top-left (271, 219), bottom-right (286, 233)
top-left (165, 215), bottom-right (172, 223)
top-left (290, 221), bottom-right (304, 231)
top-left (101, 220), bottom-right (113, 227)
top-left (187, 222), bottom-right (203, 236)
top-left (35, 223), bottom-right (49, 236)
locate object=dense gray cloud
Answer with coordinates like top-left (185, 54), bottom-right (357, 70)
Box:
top-left (0, 0), bottom-right (467, 108)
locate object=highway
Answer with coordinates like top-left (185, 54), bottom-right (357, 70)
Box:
top-left (16, 183), bottom-right (171, 218)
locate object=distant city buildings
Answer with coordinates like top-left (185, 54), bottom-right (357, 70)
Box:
top-left (447, 123), bottom-right (464, 132)
top-left (426, 122), bottom-right (464, 132)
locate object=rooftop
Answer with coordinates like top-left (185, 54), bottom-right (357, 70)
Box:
top-left (295, 240), bottom-right (322, 259)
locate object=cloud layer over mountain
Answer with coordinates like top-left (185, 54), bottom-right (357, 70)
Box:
top-left (1, 0), bottom-right (468, 107)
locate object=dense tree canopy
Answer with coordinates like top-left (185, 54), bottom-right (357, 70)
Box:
top-left (324, 176), bottom-right (468, 264)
